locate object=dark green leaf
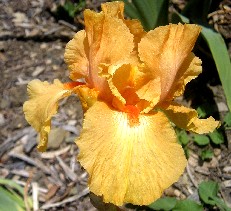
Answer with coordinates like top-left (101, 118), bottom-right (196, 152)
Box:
top-left (201, 149), bottom-right (213, 160)
top-left (177, 130), bottom-right (189, 145)
top-left (198, 180), bottom-right (231, 211)
top-left (194, 134), bottom-right (210, 146)
top-left (0, 179), bottom-right (24, 196)
top-left (201, 26), bottom-right (231, 112)
top-left (0, 179), bottom-right (33, 209)
top-left (198, 181), bottom-right (218, 205)
top-left (173, 199), bottom-right (203, 211)
top-left (122, 0), bottom-right (169, 30)
top-left (171, 12), bottom-right (189, 24)
top-left (224, 112), bottom-right (231, 127)
top-left (182, 0), bottom-right (212, 24)
top-left (208, 129), bottom-right (224, 145)
top-left (196, 103), bottom-right (216, 118)
top-left (63, 0), bottom-right (85, 18)
top-left (196, 106), bottom-right (207, 118)
top-left (122, 0), bottom-right (143, 21)
top-left (148, 197), bottom-right (177, 210)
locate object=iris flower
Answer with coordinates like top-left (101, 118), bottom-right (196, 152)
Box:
top-left (23, 1), bottom-right (219, 206)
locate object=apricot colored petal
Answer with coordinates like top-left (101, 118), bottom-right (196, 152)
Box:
top-left (101, 1), bottom-right (124, 18)
top-left (100, 63), bottom-right (161, 112)
top-left (77, 101), bottom-right (187, 205)
top-left (64, 30), bottom-right (89, 80)
top-left (84, 3), bottom-right (134, 93)
top-left (102, 2), bottom-right (146, 47)
top-left (125, 19), bottom-right (146, 50)
top-left (23, 79), bottom-right (72, 151)
top-left (163, 102), bottom-right (220, 134)
top-left (171, 53), bottom-right (202, 99)
top-left (139, 24), bottom-right (201, 101)
top-left (100, 63), bottom-right (137, 106)
top-left (136, 77), bottom-right (161, 113)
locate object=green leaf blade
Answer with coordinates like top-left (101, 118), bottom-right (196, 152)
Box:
top-left (194, 134), bottom-right (210, 146)
top-left (201, 26), bottom-right (231, 111)
top-left (173, 199), bottom-right (203, 211)
top-left (182, 0), bottom-right (212, 24)
top-left (199, 181), bottom-right (231, 211)
top-left (201, 149), bottom-right (213, 160)
top-left (177, 130), bottom-right (189, 145)
top-left (208, 129), bottom-right (224, 145)
top-left (0, 187), bottom-right (25, 211)
top-left (198, 180), bottom-right (218, 205)
top-left (122, 0), bottom-right (169, 30)
top-left (148, 197), bottom-right (177, 210)
top-left (224, 112), bottom-right (231, 127)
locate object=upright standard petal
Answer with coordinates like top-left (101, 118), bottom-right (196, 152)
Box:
top-left (83, 3), bottom-right (134, 94)
top-left (169, 53), bottom-right (202, 99)
top-left (139, 24), bottom-right (201, 102)
top-left (77, 101), bottom-right (186, 205)
top-left (162, 102), bottom-right (220, 134)
top-left (23, 79), bottom-right (73, 151)
top-left (64, 30), bottom-right (89, 80)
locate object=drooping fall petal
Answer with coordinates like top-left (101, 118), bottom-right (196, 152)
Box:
top-left (138, 24), bottom-right (201, 102)
top-left (23, 79), bottom-right (73, 151)
top-left (162, 102), bottom-right (220, 134)
top-left (77, 101), bottom-right (187, 206)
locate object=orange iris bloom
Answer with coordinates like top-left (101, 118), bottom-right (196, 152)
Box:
top-left (23, 2), bottom-right (219, 206)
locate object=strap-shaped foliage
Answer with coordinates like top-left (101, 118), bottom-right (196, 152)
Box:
top-left (122, 0), bottom-right (168, 30)
top-left (0, 179), bottom-right (32, 211)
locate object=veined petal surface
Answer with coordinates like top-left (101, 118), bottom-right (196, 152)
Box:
top-left (139, 24), bottom-right (201, 102)
top-left (170, 53), bottom-right (202, 99)
top-left (83, 2), bottom-right (134, 94)
top-left (64, 30), bottom-right (89, 80)
top-left (77, 101), bottom-right (186, 205)
top-left (23, 79), bottom-right (73, 151)
top-left (163, 102), bottom-right (220, 134)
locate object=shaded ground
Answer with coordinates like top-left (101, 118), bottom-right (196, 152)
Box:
top-left (0, 0), bottom-right (230, 210)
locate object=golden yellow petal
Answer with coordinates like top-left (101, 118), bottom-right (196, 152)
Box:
top-left (102, 2), bottom-right (146, 48)
top-left (74, 85), bottom-right (99, 112)
top-left (23, 79), bottom-right (72, 151)
top-left (64, 30), bottom-right (89, 80)
top-left (124, 19), bottom-right (146, 51)
top-left (138, 24), bottom-right (201, 102)
top-left (101, 1), bottom-right (124, 18)
top-left (163, 102), bottom-right (220, 134)
top-left (99, 63), bottom-right (161, 113)
top-left (77, 101), bottom-right (187, 205)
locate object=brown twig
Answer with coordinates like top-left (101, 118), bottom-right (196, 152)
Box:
top-left (24, 170), bottom-right (33, 211)
top-left (186, 164), bottom-right (198, 188)
top-left (41, 188), bottom-right (89, 209)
